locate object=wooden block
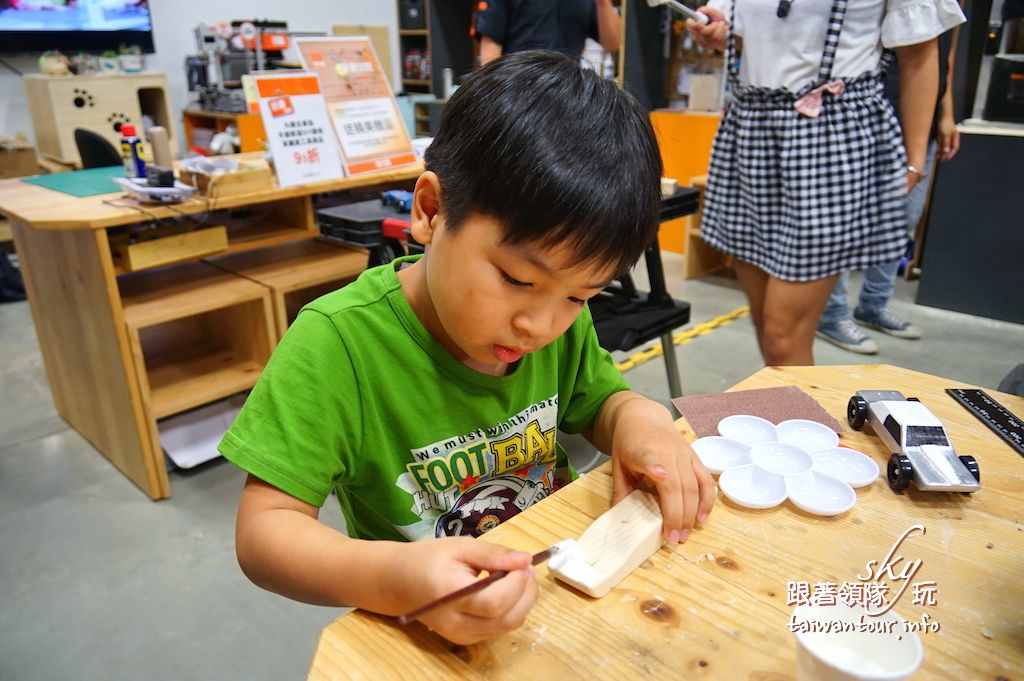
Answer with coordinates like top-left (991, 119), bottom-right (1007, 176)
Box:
top-left (110, 225), bottom-right (228, 272)
top-left (550, 489), bottom-right (665, 598)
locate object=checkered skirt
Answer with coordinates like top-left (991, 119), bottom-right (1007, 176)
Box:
top-left (701, 1), bottom-right (908, 282)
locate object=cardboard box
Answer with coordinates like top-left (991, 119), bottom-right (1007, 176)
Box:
top-left (0, 139), bottom-right (38, 179)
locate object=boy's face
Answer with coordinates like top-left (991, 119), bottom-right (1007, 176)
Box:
top-left (401, 185), bottom-right (616, 376)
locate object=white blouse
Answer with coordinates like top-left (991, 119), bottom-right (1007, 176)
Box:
top-left (705, 0), bottom-right (965, 92)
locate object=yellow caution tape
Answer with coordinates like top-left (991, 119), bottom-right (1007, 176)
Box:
top-left (614, 306), bottom-right (749, 373)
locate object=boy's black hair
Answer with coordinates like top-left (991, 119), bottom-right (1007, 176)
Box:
top-left (424, 50), bottom-right (663, 276)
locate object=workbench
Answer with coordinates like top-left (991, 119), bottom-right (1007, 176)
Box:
top-left (0, 156), bottom-right (422, 499)
top-left (308, 364), bottom-right (1023, 680)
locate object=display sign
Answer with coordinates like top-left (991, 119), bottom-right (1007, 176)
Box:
top-left (252, 72), bottom-right (345, 187)
top-left (295, 36), bottom-right (417, 176)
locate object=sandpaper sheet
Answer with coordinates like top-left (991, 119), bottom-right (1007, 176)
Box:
top-left (671, 386), bottom-right (844, 438)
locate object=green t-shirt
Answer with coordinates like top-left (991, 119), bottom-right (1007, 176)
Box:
top-left (219, 255), bottom-right (629, 541)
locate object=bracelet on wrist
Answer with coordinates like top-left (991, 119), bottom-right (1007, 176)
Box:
top-left (906, 164), bottom-right (927, 180)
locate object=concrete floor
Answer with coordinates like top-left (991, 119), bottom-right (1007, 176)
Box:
top-left (1, 251), bottom-right (1021, 680)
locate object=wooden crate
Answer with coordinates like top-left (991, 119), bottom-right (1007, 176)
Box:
top-left (179, 163), bottom-right (273, 199)
top-left (110, 225), bottom-right (228, 272)
top-left (120, 261), bottom-right (275, 420)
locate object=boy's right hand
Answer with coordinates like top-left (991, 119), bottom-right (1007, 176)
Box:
top-left (686, 7), bottom-right (728, 52)
top-left (395, 537), bottom-right (539, 645)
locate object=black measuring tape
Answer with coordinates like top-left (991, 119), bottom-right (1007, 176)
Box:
top-left (946, 388), bottom-right (1024, 456)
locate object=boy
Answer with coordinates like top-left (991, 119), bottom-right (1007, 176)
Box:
top-left (220, 51), bottom-right (715, 645)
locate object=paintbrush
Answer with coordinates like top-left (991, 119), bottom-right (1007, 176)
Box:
top-left (397, 545), bottom-right (561, 626)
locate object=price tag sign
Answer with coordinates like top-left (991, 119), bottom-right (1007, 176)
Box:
top-left (252, 73), bottom-right (345, 187)
top-left (295, 36), bottom-right (417, 175)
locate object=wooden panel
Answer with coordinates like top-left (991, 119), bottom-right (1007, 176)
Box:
top-left (11, 220), bottom-right (169, 498)
top-left (309, 365), bottom-right (1024, 680)
top-left (110, 225), bottom-right (228, 272)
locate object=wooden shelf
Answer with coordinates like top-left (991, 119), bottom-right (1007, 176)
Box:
top-left (120, 261), bottom-right (269, 329)
top-left (219, 195), bottom-right (318, 255)
top-left (122, 261), bottom-right (275, 420)
top-left (147, 345), bottom-right (263, 419)
top-left (206, 238), bottom-right (367, 335)
top-left (402, 79), bottom-right (431, 86)
top-left (207, 239), bottom-right (365, 292)
top-left (399, 29), bottom-right (428, 36)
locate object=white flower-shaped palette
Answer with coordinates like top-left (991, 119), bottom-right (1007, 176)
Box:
top-left (692, 415), bottom-right (879, 516)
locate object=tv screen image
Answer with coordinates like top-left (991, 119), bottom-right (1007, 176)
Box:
top-left (0, 0), bottom-right (155, 54)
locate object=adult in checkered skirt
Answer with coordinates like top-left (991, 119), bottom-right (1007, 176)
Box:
top-left (687, 0), bottom-right (965, 366)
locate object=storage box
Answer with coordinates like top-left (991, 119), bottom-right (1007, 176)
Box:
top-left (179, 163), bottom-right (273, 198)
top-left (0, 139), bottom-right (38, 178)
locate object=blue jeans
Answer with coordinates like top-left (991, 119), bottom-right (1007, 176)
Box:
top-left (821, 142), bottom-right (936, 325)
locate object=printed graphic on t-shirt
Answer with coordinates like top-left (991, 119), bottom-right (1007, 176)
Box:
top-left (394, 394), bottom-right (563, 538)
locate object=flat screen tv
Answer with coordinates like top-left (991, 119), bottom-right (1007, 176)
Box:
top-left (0, 0), bottom-right (155, 55)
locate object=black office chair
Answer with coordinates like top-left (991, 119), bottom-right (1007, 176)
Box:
top-left (73, 128), bottom-right (122, 169)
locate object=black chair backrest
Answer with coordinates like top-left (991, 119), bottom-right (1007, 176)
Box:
top-left (74, 128), bottom-right (122, 169)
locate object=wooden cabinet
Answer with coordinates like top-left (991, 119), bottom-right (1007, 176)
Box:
top-left (0, 159), bottom-right (423, 499)
top-left (24, 73), bottom-right (176, 166)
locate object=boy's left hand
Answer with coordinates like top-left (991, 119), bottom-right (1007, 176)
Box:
top-left (595, 392), bottom-right (716, 543)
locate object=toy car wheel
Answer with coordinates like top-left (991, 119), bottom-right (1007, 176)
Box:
top-left (847, 396), bottom-right (869, 430)
top-left (887, 453), bottom-right (913, 492)
top-left (958, 455), bottom-right (980, 483)
top-left (907, 397), bottom-right (920, 402)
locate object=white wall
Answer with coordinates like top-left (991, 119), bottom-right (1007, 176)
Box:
top-left (0, 0), bottom-right (398, 154)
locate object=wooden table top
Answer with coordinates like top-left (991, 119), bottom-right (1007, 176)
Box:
top-left (307, 364), bottom-right (1024, 680)
top-left (0, 154), bottom-right (423, 230)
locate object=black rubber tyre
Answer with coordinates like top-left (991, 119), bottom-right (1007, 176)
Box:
top-left (959, 455), bottom-right (980, 483)
top-left (887, 453), bottom-right (913, 492)
top-left (847, 396), bottom-right (868, 430)
top-left (907, 397), bottom-right (920, 402)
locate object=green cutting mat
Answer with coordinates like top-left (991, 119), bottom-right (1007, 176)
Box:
top-left (22, 166), bottom-right (124, 197)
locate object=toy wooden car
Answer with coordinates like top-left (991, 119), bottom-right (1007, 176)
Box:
top-left (847, 390), bottom-right (980, 493)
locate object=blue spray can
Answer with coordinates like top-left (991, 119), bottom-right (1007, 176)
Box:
top-left (119, 124), bottom-right (146, 178)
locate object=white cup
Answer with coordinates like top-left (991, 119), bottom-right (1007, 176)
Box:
top-left (792, 603), bottom-right (923, 681)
